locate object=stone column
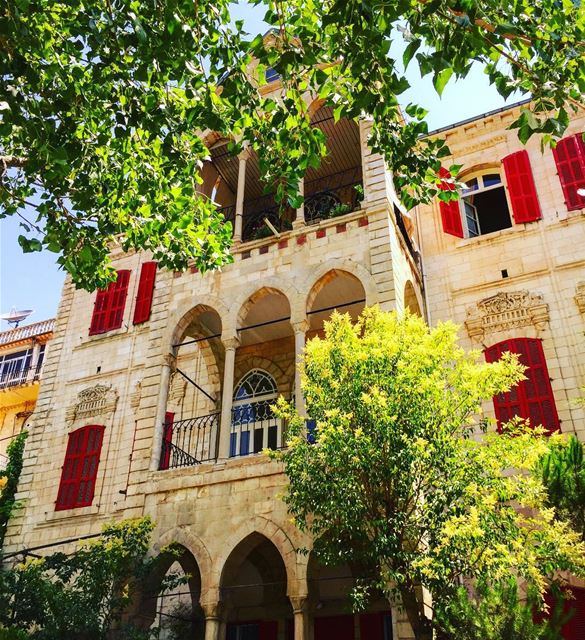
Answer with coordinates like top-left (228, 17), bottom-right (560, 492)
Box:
top-left (293, 321), bottom-right (309, 417)
top-left (234, 147), bottom-right (250, 244)
top-left (202, 602), bottom-right (223, 640)
top-left (150, 354), bottom-right (175, 470)
top-left (218, 336), bottom-right (239, 459)
top-left (293, 178), bottom-right (305, 228)
top-left (289, 596), bottom-right (309, 640)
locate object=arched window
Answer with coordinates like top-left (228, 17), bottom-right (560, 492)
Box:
top-left (484, 338), bottom-right (560, 433)
top-left (461, 172), bottom-right (512, 237)
top-left (56, 424), bottom-right (105, 510)
top-left (231, 369), bottom-right (280, 457)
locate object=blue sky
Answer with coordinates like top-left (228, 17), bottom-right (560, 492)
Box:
top-left (0, 4), bottom-right (522, 328)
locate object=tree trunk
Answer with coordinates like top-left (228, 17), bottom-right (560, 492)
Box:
top-left (399, 583), bottom-right (434, 640)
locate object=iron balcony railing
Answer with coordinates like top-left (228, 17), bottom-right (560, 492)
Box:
top-left (241, 195), bottom-right (294, 242)
top-left (159, 412), bottom-right (220, 470)
top-left (230, 397), bottom-right (289, 458)
top-left (0, 363), bottom-right (42, 390)
top-left (304, 167), bottom-right (363, 225)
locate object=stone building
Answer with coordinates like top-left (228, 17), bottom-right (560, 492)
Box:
top-left (3, 95), bottom-right (585, 639)
top-left (0, 319), bottom-right (54, 470)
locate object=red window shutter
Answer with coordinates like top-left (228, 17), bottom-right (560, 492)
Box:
top-left (360, 611), bottom-right (390, 639)
top-left (258, 621), bottom-right (278, 640)
top-left (89, 288), bottom-right (110, 335)
top-left (106, 269), bottom-right (130, 330)
top-left (502, 150), bottom-right (542, 223)
top-left (314, 615), bottom-right (354, 640)
top-left (133, 261), bottom-right (157, 325)
top-left (553, 133), bottom-right (585, 211)
top-left (56, 425), bottom-right (104, 510)
top-left (160, 412), bottom-right (174, 470)
top-left (484, 338), bottom-right (559, 433)
top-left (438, 167), bottom-right (464, 237)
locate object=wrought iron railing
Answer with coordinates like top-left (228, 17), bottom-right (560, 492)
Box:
top-left (230, 397), bottom-right (289, 457)
top-left (159, 412), bottom-right (220, 470)
top-left (0, 363), bottom-right (42, 390)
top-left (242, 195), bottom-right (294, 242)
top-left (218, 204), bottom-right (235, 227)
top-left (304, 167), bottom-right (363, 225)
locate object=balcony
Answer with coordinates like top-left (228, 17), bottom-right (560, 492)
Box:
top-left (230, 397), bottom-right (289, 458)
top-left (159, 412), bottom-right (220, 470)
top-left (0, 362), bottom-right (42, 390)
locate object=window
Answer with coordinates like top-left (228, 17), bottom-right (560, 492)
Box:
top-left (56, 425), bottom-right (105, 510)
top-left (133, 261), bottom-right (157, 325)
top-left (0, 349), bottom-right (32, 388)
top-left (231, 369), bottom-right (280, 457)
top-left (484, 338), bottom-right (559, 433)
top-left (553, 133), bottom-right (585, 211)
top-left (89, 269), bottom-right (131, 335)
top-left (461, 173), bottom-right (512, 237)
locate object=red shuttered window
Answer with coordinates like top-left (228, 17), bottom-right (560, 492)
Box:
top-left (438, 167), bottom-right (464, 238)
top-left (56, 425), bottom-right (105, 510)
top-left (484, 338), bottom-right (560, 433)
top-left (553, 133), bottom-right (585, 211)
top-left (133, 261), bottom-right (157, 325)
top-left (502, 150), bottom-right (542, 223)
top-left (159, 411), bottom-right (174, 470)
top-left (89, 270), bottom-right (131, 335)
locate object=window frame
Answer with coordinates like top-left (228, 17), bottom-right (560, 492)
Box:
top-left (89, 269), bottom-right (131, 336)
top-left (459, 171), bottom-right (513, 239)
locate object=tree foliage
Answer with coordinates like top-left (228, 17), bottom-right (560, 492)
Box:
top-left (273, 308), bottom-right (585, 640)
top-left (0, 431), bottom-right (27, 551)
top-left (2, 1), bottom-right (584, 288)
top-left (0, 517), bottom-right (172, 639)
top-left (538, 434), bottom-right (585, 541)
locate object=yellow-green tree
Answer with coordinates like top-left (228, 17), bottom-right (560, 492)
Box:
top-left (274, 308), bottom-right (585, 640)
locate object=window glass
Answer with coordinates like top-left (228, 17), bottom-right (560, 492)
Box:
top-left (482, 173), bottom-right (502, 187)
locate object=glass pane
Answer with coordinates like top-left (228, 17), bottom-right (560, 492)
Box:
top-left (462, 178), bottom-right (478, 194)
top-left (482, 174), bottom-right (501, 187)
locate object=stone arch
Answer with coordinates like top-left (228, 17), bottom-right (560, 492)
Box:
top-left (233, 279), bottom-right (300, 331)
top-left (404, 280), bottom-right (423, 317)
top-left (233, 357), bottom-right (290, 398)
top-left (165, 297), bottom-right (229, 356)
top-left (153, 525), bottom-right (214, 601)
top-left (215, 517), bottom-right (298, 596)
top-left (303, 259), bottom-right (378, 312)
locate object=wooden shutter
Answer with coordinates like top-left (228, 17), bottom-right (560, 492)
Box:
top-left (438, 167), bottom-right (464, 237)
top-left (160, 411), bottom-right (174, 470)
top-left (89, 288), bottom-right (110, 335)
top-left (56, 425), bottom-right (104, 510)
top-left (360, 611), bottom-right (390, 639)
top-left (107, 269), bottom-right (130, 330)
top-left (484, 338), bottom-right (559, 433)
top-left (133, 261), bottom-right (157, 325)
top-left (314, 615), bottom-right (354, 640)
top-left (553, 133), bottom-right (585, 211)
top-left (502, 150), bottom-right (542, 223)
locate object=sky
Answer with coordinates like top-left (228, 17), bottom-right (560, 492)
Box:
top-left (0, 4), bottom-right (523, 329)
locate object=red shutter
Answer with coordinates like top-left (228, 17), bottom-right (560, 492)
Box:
top-left (107, 269), bottom-right (130, 330)
top-left (258, 621), bottom-right (278, 640)
top-left (89, 288), bottom-right (110, 335)
top-left (56, 425), bottom-right (104, 510)
top-left (484, 338), bottom-right (559, 433)
top-left (438, 167), bottom-right (464, 237)
top-left (133, 261), bottom-right (157, 325)
top-left (502, 150), bottom-right (542, 223)
top-left (314, 615), bottom-right (354, 640)
top-left (160, 412), bottom-right (174, 470)
top-left (553, 134), bottom-right (585, 211)
top-left (360, 611), bottom-right (390, 639)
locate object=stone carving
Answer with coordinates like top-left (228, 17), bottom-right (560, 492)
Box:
top-left (465, 291), bottom-right (549, 342)
top-left (130, 380), bottom-right (142, 410)
top-left (576, 282), bottom-right (585, 315)
top-left (456, 134), bottom-right (506, 157)
top-left (169, 372), bottom-right (187, 403)
top-left (66, 384), bottom-right (118, 423)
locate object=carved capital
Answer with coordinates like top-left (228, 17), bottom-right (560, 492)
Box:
top-left (292, 319), bottom-right (310, 335)
top-left (289, 595), bottom-right (309, 614)
top-left (465, 290), bottom-right (549, 341)
top-left (576, 282), bottom-right (585, 315)
top-left (222, 336), bottom-right (240, 351)
top-left (201, 600), bottom-right (224, 620)
top-left (162, 353), bottom-right (177, 370)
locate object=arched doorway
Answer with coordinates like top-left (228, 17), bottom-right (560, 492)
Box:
top-left (232, 289), bottom-right (294, 456)
top-left (129, 545), bottom-right (204, 639)
top-left (221, 533), bottom-right (293, 640)
top-left (307, 555), bottom-right (393, 640)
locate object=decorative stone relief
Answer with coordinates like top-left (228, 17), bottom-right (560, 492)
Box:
top-left (130, 380), bottom-right (142, 410)
top-left (169, 372), bottom-right (187, 403)
top-left (576, 282), bottom-right (585, 315)
top-left (465, 291), bottom-right (549, 343)
top-left (66, 384), bottom-right (118, 424)
top-left (455, 134), bottom-right (506, 157)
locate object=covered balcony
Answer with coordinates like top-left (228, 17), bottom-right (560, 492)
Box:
top-left (198, 104), bottom-right (364, 244)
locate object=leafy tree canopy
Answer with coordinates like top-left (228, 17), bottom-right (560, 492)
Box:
top-left (1, 0), bottom-right (584, 289)
top-left (273, 308), bottom-right (585, 640)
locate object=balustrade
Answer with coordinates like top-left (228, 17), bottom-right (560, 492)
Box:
top-left (230, 397), bottom-right (288, 457)
top-left (159, 412), bottom-right (220, 470)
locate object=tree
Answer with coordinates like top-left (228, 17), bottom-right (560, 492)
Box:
top-left (0, 431), bottom-right (27, 551)
top-left (2, 1), bottom-right (584, 289)
top-left (273, 308), bottom-right (585, 640)
top-left (538, 434), bottom-right (585, 541)
top-left (0, 517), bottom-right (176, 639)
